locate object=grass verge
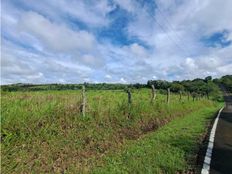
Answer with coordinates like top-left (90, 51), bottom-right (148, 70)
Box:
top-left (92, 105), bottom-right (222, 174)
top-left (1, 90), bottom-right (222, 173)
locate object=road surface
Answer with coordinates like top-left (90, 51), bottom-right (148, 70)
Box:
top-left (210, 90), bottom-right (232, 174)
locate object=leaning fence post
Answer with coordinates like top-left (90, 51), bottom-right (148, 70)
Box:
top-left (81, 85), bottom-right (86, 117)
top-left (167, 88), bottom-right (170, 105)
top-left (151, 85), bottom-right (156, 103)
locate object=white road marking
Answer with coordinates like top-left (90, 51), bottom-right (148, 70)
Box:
top-left (201, 107), bottom-right (224, 174)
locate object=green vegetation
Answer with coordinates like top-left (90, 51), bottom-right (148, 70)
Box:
top-left (148, 76), bottom-right (222, 101)
top-left (219, 75), bottom-right (232, 92)
top-left (92, 106), bottom-right (222, 174)
top-left (1, 88), bottom-right (222, 173)
top-left (2, 75), bottom-right (230, 101)
top-left (0, 83), bottom-right (131, 92)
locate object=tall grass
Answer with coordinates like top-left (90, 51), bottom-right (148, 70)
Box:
top-left (1, 89), bottom-right (219, 173)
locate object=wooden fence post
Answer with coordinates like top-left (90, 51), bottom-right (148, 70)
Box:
top-left (187, 92), bottom-right (190, 101)
top-left (192, 93), bottom-right (195, 101)
top-left (167, 88), bottom-right (170, 105)
top-left (179, 91), bottom-right (182, 101)
top-left (151, 84), bottom-right (156, 103)
top-left (206, 92), bottom-right (209, 100)
top-left (81, 85), bottom-right (86, 117)
top-left (127, 88), bottom-right (132, 104)
top-left (126, 88), bottom-right (132, 118)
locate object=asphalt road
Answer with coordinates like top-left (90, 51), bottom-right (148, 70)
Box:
top-left (210, 90), bottom-right (232, 174)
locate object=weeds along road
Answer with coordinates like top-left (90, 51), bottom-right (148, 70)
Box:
top-left (210, 88), bottom-right (232, 174)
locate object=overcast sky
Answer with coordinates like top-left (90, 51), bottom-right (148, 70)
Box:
top-left (1, 0), bottom-right (232, 84)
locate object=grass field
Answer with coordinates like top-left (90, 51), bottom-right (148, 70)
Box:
top-left (92, 107), bottom-right (221, 174)
top-left (1, 89), bottom-right (222, 173)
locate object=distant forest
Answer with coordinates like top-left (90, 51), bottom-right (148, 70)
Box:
top-left (1, 75), bottom-right (232, 96)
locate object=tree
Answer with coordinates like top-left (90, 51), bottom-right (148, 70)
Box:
top-left (221, 75), bottom-right (232, 92)
top-left (170, 83), bottom-right (184, 92)
top-left (147, 80), bottom-right (170, 89)
top-left (205, 76), bottom-right (212, 82)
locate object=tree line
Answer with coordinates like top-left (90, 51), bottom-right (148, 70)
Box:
top-left (147, 76), bottom-right (218, 99)
top-left (1, 75), bottom-right (231, 98)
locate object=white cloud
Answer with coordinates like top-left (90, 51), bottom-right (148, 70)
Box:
top-left (1, 38), bottom-right (94, 84)
top-left (1, 51), bottom-right (44, 83)
top-left (105, 74), bottom-right (112, 79)
top-left (80, 54), bottom-right (103, 67)
top-left (152, 76), bottom-right (157, 79)
top-left (120, 77), bottom-right (127, 83)
top-left (121, 0), bottom-right (232, 81)
top-left (163, 55), bottom-right (232, 80)
top-left (184, 58), bottom-right (197, 70)
top-left (122, 43), bottom-right (149, 58)
top-left (217, 64), bottom-right (232, 74)
top-left (56, 0), bottom-right (115, 27)
top-left (19, 11), bottom-right (95, 52)
top-left (5, 0), bottom-right (115, 27)
top-left (1, 0), bottom-right (232, 84)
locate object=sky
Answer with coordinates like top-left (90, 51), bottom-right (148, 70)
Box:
top-left (1, 0), bottom-right (232, 84)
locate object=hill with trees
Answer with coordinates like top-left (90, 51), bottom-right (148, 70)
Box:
top-left (1, 75), bottom-right (231, 99)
